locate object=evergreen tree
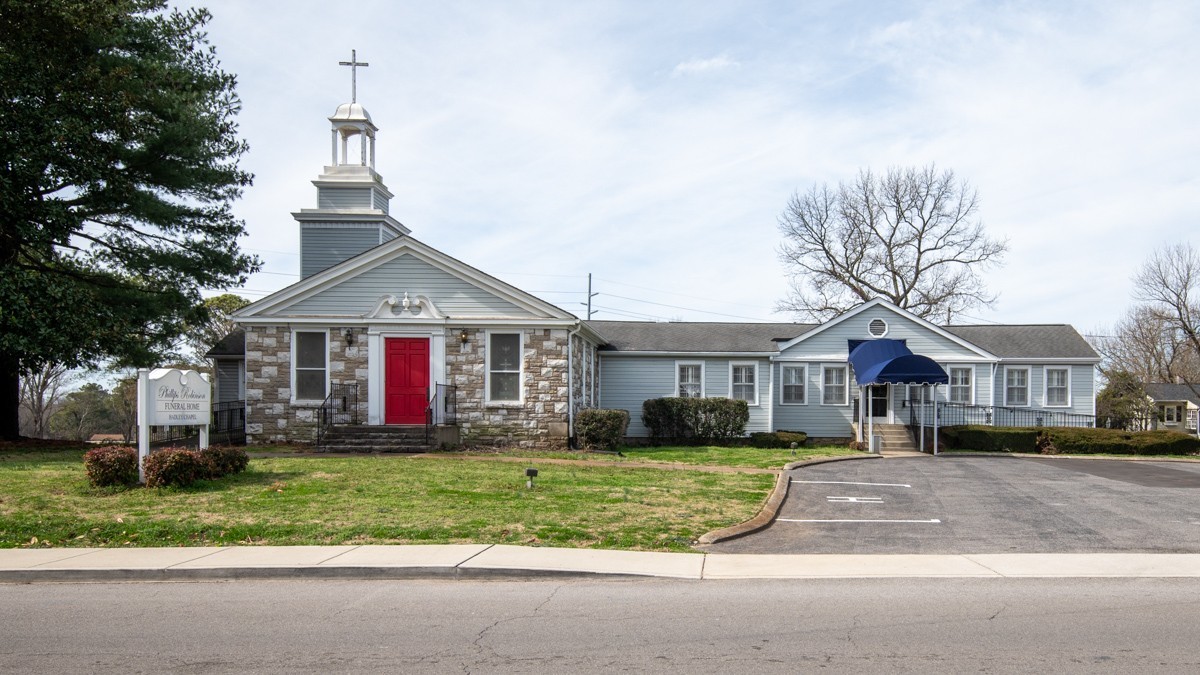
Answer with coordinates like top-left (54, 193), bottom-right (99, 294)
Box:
top-left (0, 1), bottom-right (258, 439)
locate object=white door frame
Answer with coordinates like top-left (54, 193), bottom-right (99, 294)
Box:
top-left (366, 326), bottom-right (446, 425)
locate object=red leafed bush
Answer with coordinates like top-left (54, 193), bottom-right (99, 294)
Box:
top-left (198, 445), bottom-right (250, 479)
top-left (83, 446), bottom-right (139, 487)
top-left (142, 447), bottom-right (203, 488)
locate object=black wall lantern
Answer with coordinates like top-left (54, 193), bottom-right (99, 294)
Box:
top-left (343, 328), bottom-right (355, 347)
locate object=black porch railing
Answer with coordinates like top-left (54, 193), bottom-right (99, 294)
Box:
top-left (425, 383), bottom-right (458, 445)
top-left (316, 383), bottom-right (359, 448)
top-left (211, 400), bottom-right (246, 445)
top-left (908, 401), bottom-right (1096, 429)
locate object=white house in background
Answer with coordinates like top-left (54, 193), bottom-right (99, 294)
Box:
top-left (1144, 383), bottom-right (1200, 436)
top-left (208, 92), bottom-right (1101, 450)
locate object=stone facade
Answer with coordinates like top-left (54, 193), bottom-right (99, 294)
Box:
top-left (448, 327), bottom-right (572, 449)
top-left (245, 325), bottom-right (369, 444)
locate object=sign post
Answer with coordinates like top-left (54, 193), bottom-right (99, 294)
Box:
top-left (136, 368), bottom-right (212, 484)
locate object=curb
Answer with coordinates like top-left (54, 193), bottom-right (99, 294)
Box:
top-left (936, 452), bottom-right (1200, 463)
top-left (0, 566), bottom-right (648, 584)
top-left (695, 453), bottom-right (879, 545)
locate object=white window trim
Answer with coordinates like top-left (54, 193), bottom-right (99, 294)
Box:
top-left (821, 363), bottom-right (849, 406)
top-left (728, 361), bottom-right (759, 406)
top-left (290, 328), bottom-right (330, 404)
top-left (779, 363), bottom-right (807, 406)
top-left (1004, 366), bottom-right (1031, 407)
top-left (485, 330), bottom-right (525, 405)
top-left (948, 365), bottom-right (975, 405)
top-left (1163, 404), bottom-right (1180, 424)
top-left (1043, 365), bottom-right (1072, 408)
top-left (675, 360), bottom-right (705, 398)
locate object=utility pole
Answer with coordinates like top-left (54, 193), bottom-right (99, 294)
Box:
top-left (583, 273), bottom-right (599, 319)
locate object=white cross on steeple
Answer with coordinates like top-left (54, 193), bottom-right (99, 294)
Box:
top-left (338, 49), bottom-right (369, 103)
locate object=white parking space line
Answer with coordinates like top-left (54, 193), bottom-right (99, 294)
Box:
top-left (792, 481), bottom-right (912, 488)
top-left (826, 496), bottom-right (884, 503)
top-left (778, 518), bottom-right (942, 524)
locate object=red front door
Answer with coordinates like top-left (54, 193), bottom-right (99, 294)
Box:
top-left (385, 338), bottom-right (429, 425)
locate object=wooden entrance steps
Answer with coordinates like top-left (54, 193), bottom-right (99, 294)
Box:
top-left (319, 425), bottom-right (430, 453)
top-left (867, 423), bottom-right (922, 453)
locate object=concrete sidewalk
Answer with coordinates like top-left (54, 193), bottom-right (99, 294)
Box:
top-left (3, 545), bottom-right (1200, 582)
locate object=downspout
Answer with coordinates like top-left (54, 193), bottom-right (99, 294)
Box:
top-left (567, 322), bottom-right (582, 447)
top-left (990, 363), bottom-right (999, 425)
top-left (767, 358), bottom-right (775, 432)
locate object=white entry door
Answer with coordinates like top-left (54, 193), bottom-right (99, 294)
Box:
top-left (868, 384), bottom-right (890, 423)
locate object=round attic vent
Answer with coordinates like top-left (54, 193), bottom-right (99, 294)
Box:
top-left (868, 318), bottom-right (888, 337)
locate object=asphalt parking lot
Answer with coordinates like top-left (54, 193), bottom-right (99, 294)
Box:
top-left (708, 456), bottom-right (1200, 554)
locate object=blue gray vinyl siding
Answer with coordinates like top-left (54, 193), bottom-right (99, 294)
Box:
top-left (781, 306), bottom-right (985, 362)
top-left (300, 226), bottom-right (382, 278)
top-left (214, 359), bottom-right (242, 403)
top-left (318, 187), bottom-right (371, 209)
top-left (372, 189), bottom-right (389, 214)
top-left (286, 252), bottom-right (535, 317)
top-left (598, 356), bottom-right (770, 437)
top-left (991, 364), bottom-right (1095, 418)
top-left (770, 362), bottom-right (855, 438)
top-left (381, 228), bottom-right (398, 242)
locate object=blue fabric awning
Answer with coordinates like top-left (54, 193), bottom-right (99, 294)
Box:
top-left (848, 339), bottom-right (949, 385)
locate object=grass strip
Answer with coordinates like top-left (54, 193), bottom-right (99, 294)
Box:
top-left (0, 451), bottom-right (773, 552)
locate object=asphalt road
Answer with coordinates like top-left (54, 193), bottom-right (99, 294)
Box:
top-left (710, 456), bottom-right (1200, 554)
top-left (2, 578), bottom-right (1198, 673)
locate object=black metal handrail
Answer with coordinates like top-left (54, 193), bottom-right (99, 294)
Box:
top-left (316, 383), bottom-right (359, 448)
top-left (908, 401), bottom-right (1096, 429)
top-left (425, 383), bottom-right (458, 445)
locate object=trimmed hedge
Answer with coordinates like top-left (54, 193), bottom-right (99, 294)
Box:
top-left (749, 431), bottom-right (808, 448)
top-left (199, 445), bottom-right (250, 478)
top-left (575, 408), bottom-right (629, 451)
top-left (641, 397), bottom-right (749, 445)
top-left (940, 425), bottom-right (1200, 456)
top-left (83, 446), bottom-right (139, 487)
top-left (142, 447), bottom-right (204, 488)
top-left (1039, 427), bottom-right (1200, 456)
top-left (939, 426), bottom-right (1039, 453)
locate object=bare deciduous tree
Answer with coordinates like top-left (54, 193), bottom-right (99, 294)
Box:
top-left (1132, 242), bottom-right (1200, 395)
top-left (776, 165), bottom-right (1008, 322)
top-left (1093, 305), bottom-right (1200, 382)
top-left (18, 363), bottom-right (74, 439)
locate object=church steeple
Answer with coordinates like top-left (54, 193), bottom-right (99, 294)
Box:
top-left (292, 50), bottom-right (409, 279)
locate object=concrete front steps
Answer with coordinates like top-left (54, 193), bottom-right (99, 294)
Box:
top-left (318, 425), bottom-right (430, 453)
top-left (867, 423), bottom-right (923, 453)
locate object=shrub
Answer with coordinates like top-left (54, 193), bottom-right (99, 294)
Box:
top-left (198, 445), bottom-right (250, 478)
top-left (641, 397), bottom-right (749, 445)
top-left (939, 426), bottom-right (1039, 453)
top-left (142, 447), bottom-right (203, 488)
top-left (575, 408), bottom-right (629, 451)
top-left (83, 445), bottom-right (139, 487)
top-left (749, 431), bottom-right (808, 448)
top-left (1039, 427), bottom-right (1200, 456)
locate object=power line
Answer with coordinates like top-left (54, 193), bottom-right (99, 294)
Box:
top-left (597, 292), bottom-right (773, 322)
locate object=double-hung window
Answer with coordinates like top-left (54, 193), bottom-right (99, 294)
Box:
top-left (822, 365), bottom-right (848, 405)
top-left (677, 362), bottom-right (703, 398)
top-left (1005, 367), bottom-right (1030, 407)
top-left (1045, 367), bottom-right (1070, 407)
top-left (730, 363), bottom-right (757, 405)
top-left (1164, 405), bottom-right (1181, 423)
top-left (293, 331), bottom-right (328, 401)
top-left (488, 332), bottom-right (522, 402)
top-left (781, 365), bottom-right (806, 405)
top-left (949, 367), bottom-right (972, 404)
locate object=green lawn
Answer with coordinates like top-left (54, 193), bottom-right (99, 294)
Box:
top-left (441, 445), bottom-right (860, 470)
top-left (0, 451), bottom-right (774, 552)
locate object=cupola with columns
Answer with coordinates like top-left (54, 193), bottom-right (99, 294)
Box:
top-left (293, 50), bottom-right (409, 279)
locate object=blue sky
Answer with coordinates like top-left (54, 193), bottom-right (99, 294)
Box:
top-left (193, 0), bottom-right (1199, 334)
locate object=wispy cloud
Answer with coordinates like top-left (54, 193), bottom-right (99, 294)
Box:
top-left (671, 54), bottom-right (738, 77)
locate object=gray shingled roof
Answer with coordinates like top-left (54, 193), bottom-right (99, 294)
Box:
top-left (1144, 383), bottom-right (1200, 405)
top-left (205, 329), bottom-right (245, 358)
top-left (587, 320), bottom-right (1099, 359)
top-left (587, 321), bottom-right (816, 353)
top-left (943, 325), bottom-right (1098, 359)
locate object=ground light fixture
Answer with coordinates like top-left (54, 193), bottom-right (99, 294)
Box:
top-left (525, 467), bottom-right (538, 489)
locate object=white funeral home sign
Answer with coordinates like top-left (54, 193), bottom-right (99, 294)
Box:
top-left (150, 368), bottom-right (211, 425)
top-left (136, 368), bottom-right (211, 483)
